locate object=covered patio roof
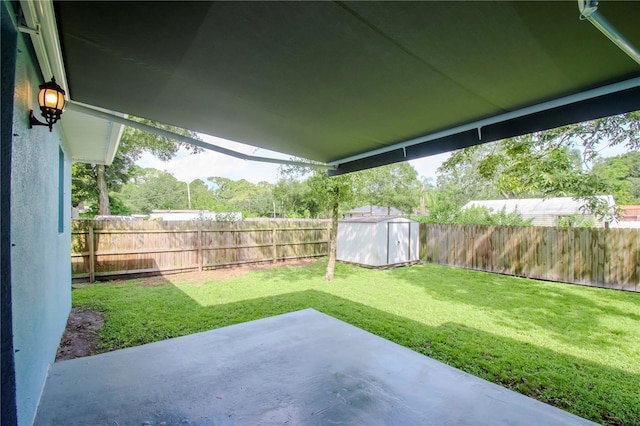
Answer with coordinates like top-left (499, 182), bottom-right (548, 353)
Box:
top-left (24, 1), bottom-right (640, 170)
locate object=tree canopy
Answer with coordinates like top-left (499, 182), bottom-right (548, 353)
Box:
top-left (118, 169), bottom-right (187, 214)
top-left (591, 152), bottom-right (640, 205)
top-left (71, 112), bottom-right (639, 228)
top-left (436, 112), bottom-right (639, 220)
top-left (72, 117), bottom-right (201, 214)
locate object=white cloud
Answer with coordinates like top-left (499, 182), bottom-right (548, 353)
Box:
top-left (137, 150), bottom-right (283, 184)
top-left (409, 152), bottom-right (452, 182)
top-left (135, 123), bottom-right (632, 185)
top-left (138, 147), bottom-right (453, 185)
top-left (136, 134), bottom-right (288, 184)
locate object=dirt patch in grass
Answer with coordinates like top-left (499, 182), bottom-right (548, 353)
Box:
top-left (60, 259), bottom-right (319, 360)
top-left (56, 307), bottom-right (104, 361)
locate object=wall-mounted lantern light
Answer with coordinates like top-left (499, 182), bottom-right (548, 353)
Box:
top-left (29, 77), bottom-right (66, 132)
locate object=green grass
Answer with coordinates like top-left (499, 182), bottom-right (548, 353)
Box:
top-left (72, 260), bottom-right (640, 425)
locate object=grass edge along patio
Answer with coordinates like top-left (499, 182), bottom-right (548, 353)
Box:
top-left (71, 260), bottom-right (640, 426)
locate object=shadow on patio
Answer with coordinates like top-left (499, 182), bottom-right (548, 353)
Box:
top-left (36, 276), bottom-right (638, 425)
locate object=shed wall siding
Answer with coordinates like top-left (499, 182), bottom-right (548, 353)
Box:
top-left (337, 222), bottom-right (385, 266)
top-left (337, 219), bottom-right (419, 267)
top-left (9, 32), bottom-right (72, 425)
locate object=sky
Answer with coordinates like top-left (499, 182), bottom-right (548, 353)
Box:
top-left (136, 133), bottom-right (452, 184)
top-left (136, 132), bottom-right (628, 185)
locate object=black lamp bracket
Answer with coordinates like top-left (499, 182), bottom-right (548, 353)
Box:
top-left (29, 110), bottom-right (54, 132)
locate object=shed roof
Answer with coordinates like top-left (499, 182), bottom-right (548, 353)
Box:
top-left (339, 216), bottom-right (416, 224)
top-left (462, 196), bottom-right (615, 216)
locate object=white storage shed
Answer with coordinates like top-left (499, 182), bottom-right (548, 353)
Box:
top-left (337, 217), bottom-right (420, 267)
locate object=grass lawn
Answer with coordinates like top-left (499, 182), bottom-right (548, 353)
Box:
top-left (72, 260), bottom-right (640, 425)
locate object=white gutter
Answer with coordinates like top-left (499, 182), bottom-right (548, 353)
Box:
top-left (18, 0), bottom-right (124, 165)
top-left (66, 101), bottom-right (335, 170)
top-left (19, 0), bottom-right (69, 96)
top-left (329, 77), bottom-right (640, 166)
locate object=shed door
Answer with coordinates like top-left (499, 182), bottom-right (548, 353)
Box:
top-left (388, 222), bottom-right (410, 264)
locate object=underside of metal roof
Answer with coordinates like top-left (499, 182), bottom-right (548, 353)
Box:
top-left (48, 1), bottom-right (640, 172)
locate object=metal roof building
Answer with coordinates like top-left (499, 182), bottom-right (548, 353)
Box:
top-left (462, 196), bottom-right (615, 227)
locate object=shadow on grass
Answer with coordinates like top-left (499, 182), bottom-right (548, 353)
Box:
top-left (246, 259), bottom-right (362, 283)
top-left (77, 279), bottom-right (639, 426)
top-left (392, 265), bottom-right (640, 349)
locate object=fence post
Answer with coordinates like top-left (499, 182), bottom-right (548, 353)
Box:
top-left (197, 229), bottom-right (203, 271)
top-left (272, 224), bottom-right (277, 262)
top-left (88, 222), bottom-right (95, 283)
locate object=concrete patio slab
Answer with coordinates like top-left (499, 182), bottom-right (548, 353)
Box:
top-left (35, 309), bottom-right (595, 425)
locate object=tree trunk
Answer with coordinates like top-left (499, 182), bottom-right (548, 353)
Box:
top-left (96, 165), bottom-right (110, 215)
top-left (324, 201), bottom-right (339, 281)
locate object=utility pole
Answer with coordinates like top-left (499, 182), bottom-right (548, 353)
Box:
top-left (186, 181), bottom-right (192, 209)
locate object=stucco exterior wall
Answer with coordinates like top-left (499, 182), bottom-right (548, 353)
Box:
top-left (10, 31), bottom-right (72, 425)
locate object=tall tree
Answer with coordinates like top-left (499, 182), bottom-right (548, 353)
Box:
top-left (591, 152), bottom-right (640, 205)
top-left (437, 113), bottom-right (639, 220)
top-left (436, 142), bottom-right (504, 204)
top-left (418, 177), bottom-right (436, 215)
top-left (278, 162), bottom-right (362, 280)
top-left (118, 168), bottom-right (187, 214)
top-left (306, 170), bottom-right (361, 280)
top-left (72, 118), bottom-right (201, 215)
top-left (361, 163), bottom-right (421, 214)
top-left (186, 179), bottom-right (214, 210)
top-left (205, 177), bottom-right (275, 215)
top-left (272, 177), bottom-right (318, 218)
top-left (247, 181), bottom-right (276, 218)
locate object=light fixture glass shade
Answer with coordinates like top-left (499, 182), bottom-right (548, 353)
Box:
top-left (38, 79), bottom-right (66, 111)
top-left (34, 77), bottom-right (66, 131)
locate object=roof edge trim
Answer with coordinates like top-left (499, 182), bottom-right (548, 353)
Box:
top-left (330, 77), bottom-right (640, 166)
top-left (20, 0), bottom-right (124, 165)
top-left (329, 85), bottom-right (640, 175)
top-left (20, 0), bottom-right (68, 95)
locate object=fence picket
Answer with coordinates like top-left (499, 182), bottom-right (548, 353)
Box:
top-left (71, 219), bottom-right (329, 281)
top-left (420, 224), bottom-right (639, 292)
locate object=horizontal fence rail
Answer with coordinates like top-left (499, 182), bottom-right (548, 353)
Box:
top-left (72, 220), bottom-right (330, 282)
top-left (420, 224), bottom-right (639, 292)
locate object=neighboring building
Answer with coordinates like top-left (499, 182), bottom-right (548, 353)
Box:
top-left (461, 196), bottom-right (616, 228)
top-left (149, 210), bottom-right (242, 222)
top-left (337, 217), bottom-right (420, 267)
top-left (619, 205), bottom-right (640, 221)
top-left (93, 215), bottom-right (141, 221)
top-left (610, 205), bottom-right (640, 229)
top-left (345, 205), bottom-right (405, 218)
top-left (70, 201), bottom-right (90, 219)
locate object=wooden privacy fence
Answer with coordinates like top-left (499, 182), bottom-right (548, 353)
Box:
top-left (72, 219), bottom-right (330, 282)
top-left (420, 224), bottom-right (639, 292)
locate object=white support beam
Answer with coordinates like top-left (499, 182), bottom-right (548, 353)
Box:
top-left (66, 101), bottom-right (335, 170)
top-left (579, 0), bottom-right (640, 66)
